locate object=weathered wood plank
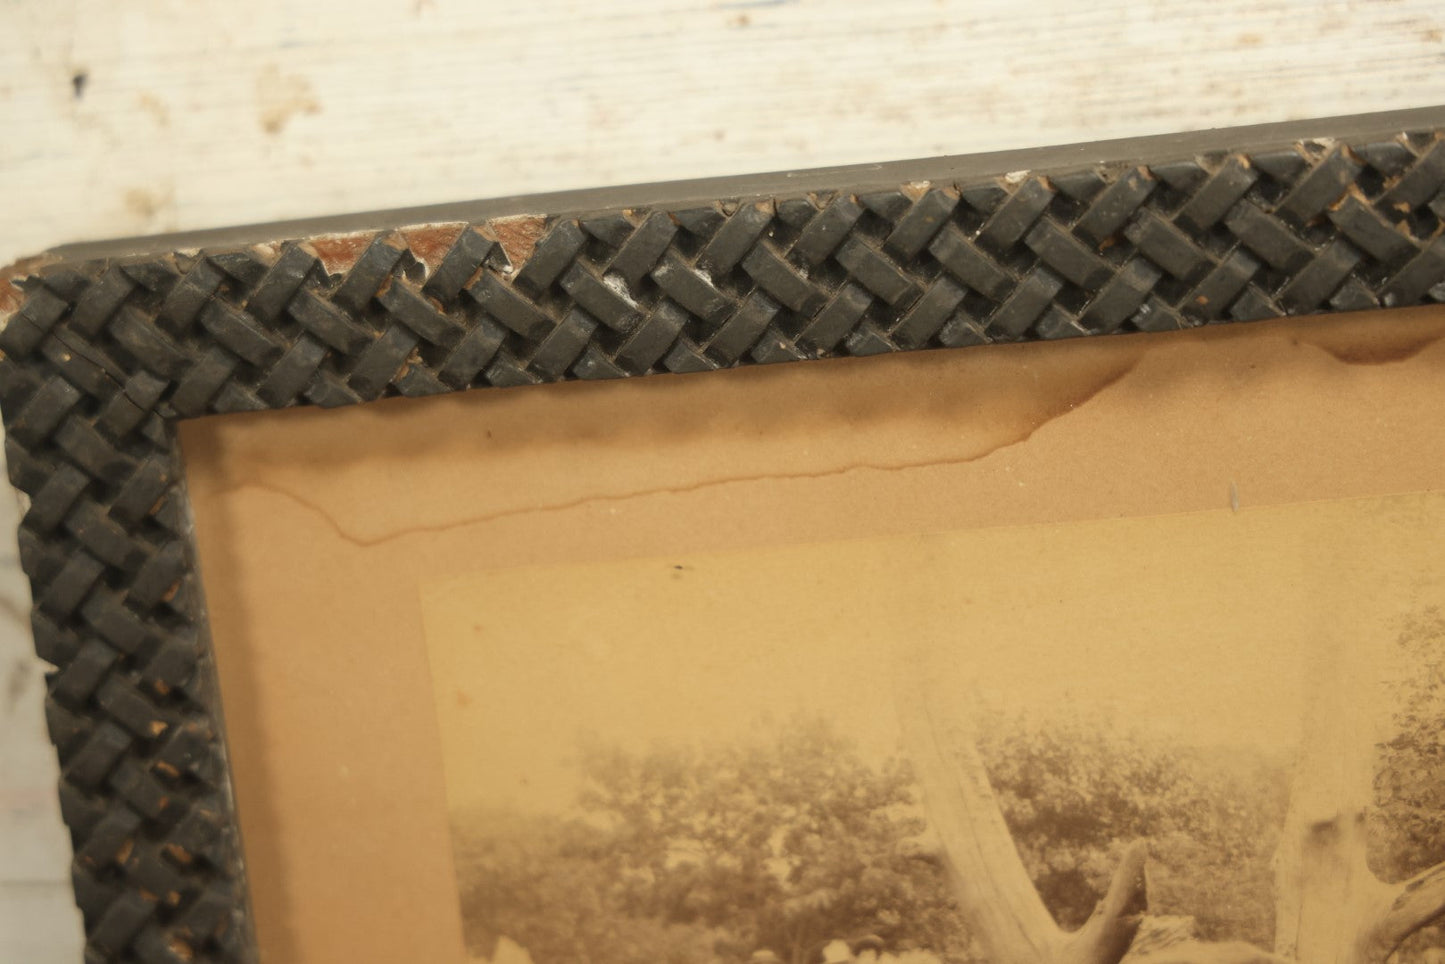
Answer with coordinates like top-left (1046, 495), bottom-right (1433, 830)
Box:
top-left (1, 0), bottom-right (1443, 267)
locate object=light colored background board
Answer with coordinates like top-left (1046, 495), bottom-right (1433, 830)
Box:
top-left (1, 1), bottom-right (1442, 960)
top-left (5, 0), bottom-right (1445, 266)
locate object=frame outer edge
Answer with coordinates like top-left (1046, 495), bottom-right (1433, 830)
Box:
top-left (4, 106), bottom-right (1445, 963)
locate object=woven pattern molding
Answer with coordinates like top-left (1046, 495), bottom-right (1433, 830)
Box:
top-left (3, 109), bottom-right (1445, 963)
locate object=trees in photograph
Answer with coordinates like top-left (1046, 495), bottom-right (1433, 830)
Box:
top-left (455, 719), bottom-right (966, 964)
top-left (454, 610), bottom-right (1445, 964)
top-left (976, 712), bottom-right (1288, 946)
top-left (898, 608), bottom-right (1445, 964)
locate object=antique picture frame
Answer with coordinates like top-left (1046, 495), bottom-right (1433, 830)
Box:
top-left (4, 105), bottom-right (1445, 964)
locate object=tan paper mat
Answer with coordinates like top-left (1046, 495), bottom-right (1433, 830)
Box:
top-left (178, 306), bottom-right (1445, 963)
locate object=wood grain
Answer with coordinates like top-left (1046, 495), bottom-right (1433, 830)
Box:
top-left (3, 0), bottom-right (1443, 268)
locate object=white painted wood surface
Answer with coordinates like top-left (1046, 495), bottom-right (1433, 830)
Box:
top-left (1, 1), bottom-right (1442, 960)
top-left (5, 1), bottom-right (1445, 266)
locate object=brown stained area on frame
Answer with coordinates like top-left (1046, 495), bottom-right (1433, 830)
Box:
top-left (400, 223), bottom-right (466, 270)
top-left (486, 214), bottom-right (547, 270)
top-left (0, 251), bottom-right (62, 319)
top-left (308, 232), bottom-right (377, 275)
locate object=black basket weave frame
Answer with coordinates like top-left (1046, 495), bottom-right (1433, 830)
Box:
top-left (4, 106), bottom-right (1445, 963)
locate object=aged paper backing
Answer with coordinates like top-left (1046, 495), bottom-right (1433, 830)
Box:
top-left (177, 307), bottom-right (1445, 964)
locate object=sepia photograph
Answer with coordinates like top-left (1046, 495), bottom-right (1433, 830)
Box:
top-left (422, 491), bottom-right (1445, 964)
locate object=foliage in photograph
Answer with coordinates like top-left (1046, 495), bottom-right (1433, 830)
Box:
top-left (453, 612), bottom-right (1445, 964)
